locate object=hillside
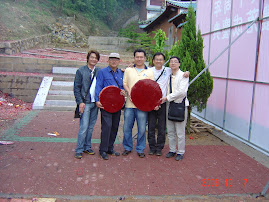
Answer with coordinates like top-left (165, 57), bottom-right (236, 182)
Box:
top-left (0, 0), bottom-right (139, 41)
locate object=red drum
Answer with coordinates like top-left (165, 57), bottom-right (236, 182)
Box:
top-left (99, 86), bottom-right (125, 113)
top-left (131, 79), bottom-right (162, 112)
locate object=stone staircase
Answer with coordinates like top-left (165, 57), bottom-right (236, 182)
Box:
top-left (32, 45), bottom-right (134, 111)
top-left (44, 75), bottom-right (76, 111)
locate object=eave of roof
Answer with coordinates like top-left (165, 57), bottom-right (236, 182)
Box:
top-left (139, 1), bottom-right (196, 30)
top-left (168, 11), bottom-right (187, 23)
top-left (166, 0), bottom-right (197, 10)
top-left (177, 21), bottom-right (188, 28)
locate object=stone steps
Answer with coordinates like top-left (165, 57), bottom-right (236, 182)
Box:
top-left (33, 45), bottom-right (133, 111)
top-left (33, 66), bottom-right (77, 111)
top-left (46, 94), bottom-right (75, 101)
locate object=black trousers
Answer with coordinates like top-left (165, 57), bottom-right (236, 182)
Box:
top-left (147, 102), bottom-right (166, 152)
top-left (99, 109), bottom-right (121, 153)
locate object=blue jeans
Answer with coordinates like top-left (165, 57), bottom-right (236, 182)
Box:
top-left (123, 108), bottom-right (147, 153)
top-left (75, 103), bottom-right (98, 153)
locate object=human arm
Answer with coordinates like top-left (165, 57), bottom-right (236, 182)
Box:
top-left (167, 74), bottom-right (189, 103)
top-left (74, 69), bottom-right (86, 113)
top-left (123, 69), bottom-right (132, 102)
top-left (94, 70), bottom-right (104, 103)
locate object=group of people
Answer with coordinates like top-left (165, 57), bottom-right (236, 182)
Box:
top-left (73, 49), bottom-right (189, 161)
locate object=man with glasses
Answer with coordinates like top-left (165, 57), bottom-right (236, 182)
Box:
top-left (74, 50), bottom-right (101, 159)
top-left (148, 53), bottom-right (189, 156)
top-left (161, 56), bottom-right (189, 161)
top-left (95, 53), bottom-right (125, 160)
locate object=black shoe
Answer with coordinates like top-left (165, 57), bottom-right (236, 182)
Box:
top-left (137, 152), bottom-right (145, 158)
top-left (175, 154), bottom-right (184, 161)
top-left (83, 149), bottom-right (95, 155)
top-left (122, 150), bottom-right (131, 156)
top-left (75, 153), bottom-right (82, 159)
top-left (166, 152), bottom-right (176, 158)
top-left (99, 152), bottom-right (109, 160)
top-left (107, 150), bottom-right (120, 156)
top-left (156, 151), bottom-right (162, 156)
top-left (148, 150), bottom-right (156, 155)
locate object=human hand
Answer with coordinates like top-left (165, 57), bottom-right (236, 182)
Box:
top-left (183, 71), bottom-right (190, 78)
top-left (120, 90), bottom-right (126, 97)
top-left (154, 105), bottom-right (160, 111)
top-left (160, 97), bottom-right (167, 104)
top-left (96, 101), bottom-right (104, 109)
top-left (79, 103), bottom-right (85, 114)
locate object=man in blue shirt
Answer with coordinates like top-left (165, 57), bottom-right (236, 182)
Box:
top-left (95, 53), bottom-right (125, 160)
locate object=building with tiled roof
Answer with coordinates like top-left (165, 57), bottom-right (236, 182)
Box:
top-left (139, 0), bottom-right (196, 48)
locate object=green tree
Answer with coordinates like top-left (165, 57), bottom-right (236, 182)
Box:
top-left (153, 29), bottom-right (168, 53)
top-left (169, 4), bottom-right (213, 133)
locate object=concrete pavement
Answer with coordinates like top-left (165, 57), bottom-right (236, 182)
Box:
top-left (0, 110), bottom-right (268, 201)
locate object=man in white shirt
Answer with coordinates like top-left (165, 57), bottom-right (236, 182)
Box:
top-left (148, 53), bottom-right (189, 156)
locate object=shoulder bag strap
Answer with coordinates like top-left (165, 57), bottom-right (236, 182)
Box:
top-left (110, 71), bottom-right (120, 88)
top-left (169, 75), bottom-right (172, 93)
top-left (155, 67), bottom-right (165, 82)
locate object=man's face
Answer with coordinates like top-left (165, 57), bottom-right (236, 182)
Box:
top-left (153, 55), bottom-right (165, 69)
top-left (88, 53), bottom-right (98, 67)
top-left (108, 58), bottom-right (120, 69)
top-left (134, 52), bottom-right (146, 67)
top-left (169, 58), bottom-right (180, 71)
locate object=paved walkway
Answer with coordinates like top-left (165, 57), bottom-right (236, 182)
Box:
top-left (0, 110), bottom-right (268, 201)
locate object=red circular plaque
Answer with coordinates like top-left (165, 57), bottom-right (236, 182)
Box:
top-left (99, 86), bottom-right (125, 113)
top-left (130, 79), bottom-right (162, 112)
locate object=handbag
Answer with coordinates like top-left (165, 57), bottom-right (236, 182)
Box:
top-left (74, 104), bottom-right (81, 118)
top-left (74, 69), bottom-right (96, 118)
top-left (110, 71), bottom-right (125, 110)
top-left (168, 75), bottom-right (186, 122)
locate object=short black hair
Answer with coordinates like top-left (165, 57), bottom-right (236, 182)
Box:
top-left (134, 49), bottom-right (146, 57)
top-left (152, 52), bottom-right (165, 61)
top-left (169, 56), bottom-right (180, 63)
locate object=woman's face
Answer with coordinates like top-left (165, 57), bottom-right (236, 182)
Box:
top-left (169, 58), bottom-right (180, 71)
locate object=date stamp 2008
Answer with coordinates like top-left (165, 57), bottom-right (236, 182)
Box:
top-left (202, 179), bottom-right (247, 187)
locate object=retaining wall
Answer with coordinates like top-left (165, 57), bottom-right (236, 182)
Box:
top-left (0, 34), bottom-right (52, 55)
top-left (0, 56), bottom-right (86, 103)
top-left (88, 36), bottom-right (133, 51)
top-left (0, 75), bottom-right (42, 103)
top-left (0, 56), bottom-right (86, 73)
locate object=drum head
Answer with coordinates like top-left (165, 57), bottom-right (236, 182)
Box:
top-left (99, 86), bottom-right (125, 113)
top-left (131, 79), bottom-right (162, 112)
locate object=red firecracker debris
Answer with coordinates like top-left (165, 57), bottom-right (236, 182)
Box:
top-left (0, 91), bottom-right (32, 122)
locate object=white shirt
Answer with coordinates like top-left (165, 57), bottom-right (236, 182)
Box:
top-left (150, 66), bottom-right (172, 98)
top-left (89, 67), bottom-right (97, 102)
top-left (167, 69), bottom-right (189, 106)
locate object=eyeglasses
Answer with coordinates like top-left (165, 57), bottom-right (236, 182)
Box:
top-left (169, 61), bottom-right (179, 64)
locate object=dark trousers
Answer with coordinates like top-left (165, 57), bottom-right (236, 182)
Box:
top-left (147, 102), bottom-right (166, 152)
top-left (99, 109), bottom-right (121, 153)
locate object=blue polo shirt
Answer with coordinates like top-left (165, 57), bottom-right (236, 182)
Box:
top-left (95, 66), bottom-right (124, 102)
